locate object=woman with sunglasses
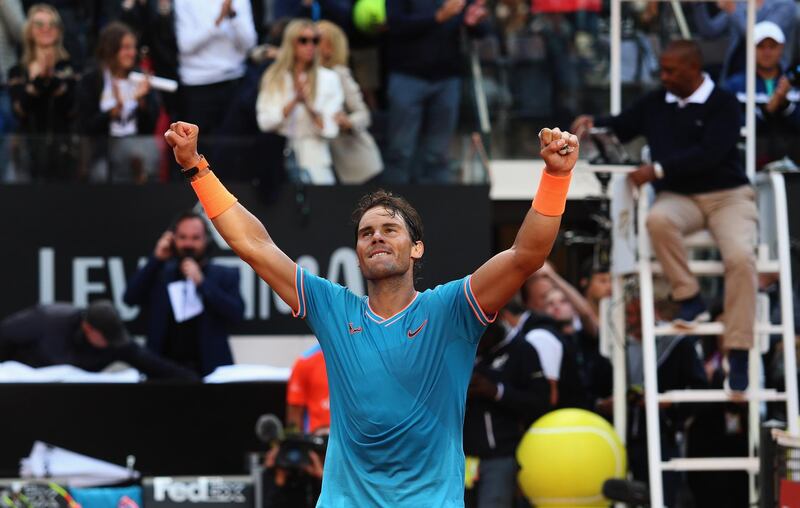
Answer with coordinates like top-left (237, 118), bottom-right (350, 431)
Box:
top-left (7, 3), bottom-right (77, 181)
top-left (257, 18), bottom-right (343, 185)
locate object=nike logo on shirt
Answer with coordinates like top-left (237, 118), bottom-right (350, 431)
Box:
top-left (407, 319), bottom-right (428, 339)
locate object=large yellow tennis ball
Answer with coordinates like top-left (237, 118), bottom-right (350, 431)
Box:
top-left (352, 0), bottom-right (385, 34)
top-left (516, 409), bottom-right (626, 508)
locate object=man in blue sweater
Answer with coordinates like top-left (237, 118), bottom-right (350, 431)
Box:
top-left (382, 0), bottom-right (489, 184)
top-left (572, 40), bottom-right (756, 392)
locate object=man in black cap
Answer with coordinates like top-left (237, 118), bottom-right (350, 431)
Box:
top-left (0, 300), bottom-right (197, 380)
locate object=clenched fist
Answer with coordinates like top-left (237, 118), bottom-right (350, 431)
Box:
top-left (539, 127), bottom-right (579, 176)
top-left (164, 121), bottom-right (202, 170)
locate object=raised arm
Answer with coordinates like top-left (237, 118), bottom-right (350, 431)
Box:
top-left (471, 129), bottom-right (578, 314)
top-left (164, 122), bottom-right (299, 313)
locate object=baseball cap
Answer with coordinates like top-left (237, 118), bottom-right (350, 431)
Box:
top-left (85, 300), bottom-right (130, 347)
top-left (754, 21), bottom-right (785, 45)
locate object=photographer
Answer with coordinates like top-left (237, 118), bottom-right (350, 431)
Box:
top-left (724, 21), bottom-right (800, 168)
top-left (122, 210), bottom-right (244, 376)
top-left (262, 430), bottom-right (325, 508)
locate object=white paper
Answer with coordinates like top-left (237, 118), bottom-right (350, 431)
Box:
top-left (204, 364), bottom-right (292, 383)
top-left (610, 173), bottom-right (638, 275)
top-left (167, 280), bottom-right (204, 323)
top-left (0, 361), bottom-right (140, 383)
top-left (20, 441), bottom-right (139, 487)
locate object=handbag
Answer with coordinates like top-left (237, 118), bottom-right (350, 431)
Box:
top-left (330, 127), bottom-right (383, 184)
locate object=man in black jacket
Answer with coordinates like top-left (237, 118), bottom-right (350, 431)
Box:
top-left (0, 300), bottom-right (197, 380)
top-left (123, 210), bottom-right (245, 376)
top-left (571, 39), bottom-right (756, 392)
top-left (464, 321), bottom-right (550, 508)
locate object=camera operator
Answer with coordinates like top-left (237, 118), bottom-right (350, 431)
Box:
top-left (260, 344), bottom-right (330, 508)
top-left (724, 21), bottom-right (800, 168)
top-left (123, 210), bottom-right (244, 376)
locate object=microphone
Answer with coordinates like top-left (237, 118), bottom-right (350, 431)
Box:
top-left (602, 478), bottom-right (650, 505)
top-left (255, 414), bottom-right (284, 444)
top-left (128, 71), bottom-right (178, 93)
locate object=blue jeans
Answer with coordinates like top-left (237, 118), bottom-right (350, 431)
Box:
top-left (476, 456), bottom-right (517, 508)
top-left (383, 73), bottom-right (461, 184)
top-left (0, 88), bottom-right (15, 182)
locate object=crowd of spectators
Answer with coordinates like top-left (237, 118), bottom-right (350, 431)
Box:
top-left (0, 0), bottom-right (796, 184)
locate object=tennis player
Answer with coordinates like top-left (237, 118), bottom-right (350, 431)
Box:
top-left (164, 121), bottom-right (578, 507)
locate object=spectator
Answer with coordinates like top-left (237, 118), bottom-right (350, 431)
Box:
top-left (256, 18), bottom-right (343, 184)
top-left (463, 321), bottom-right (550, 508)
top-left (517, 273), bottom-right (586, 408)
top-left (286, 343), bottom-right (330, 434)
top-left (123, 210), bottom-right (245, 377)
top-left (691, 0), bottom-right (796, 81)
top-left (7, 3), bottom-right (77, 181)
top-left (174, 0), bottom-right (257, 154)
top-left (77, 21), bottom-right (159, 183)
top-left (537, 260), bottom-right (600, 337)
top-left (543, 287), bottom-right (612, 412)
top-left (724, 21), bottom-right (800, 168)
top-left (119, 0), bottom-right (180, 117)
top-left (316, 20), bottom-right (382, 184)
top-left (382, 0), bottom-right (489, 184)
top-left (579, 258), bottom-right (612, 318)
top-left (0, 0), bottom-right (25, 182)
top-left (571, 40), bottom-right (756, 392)
top-left (0, 300), bottom-right (197, 380)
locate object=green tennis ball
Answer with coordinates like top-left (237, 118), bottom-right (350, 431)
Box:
top-left (353, 0), bottom-right (386, 34)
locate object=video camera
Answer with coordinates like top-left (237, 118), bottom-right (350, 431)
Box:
top-left (254, 414), bottom-right (327, 471)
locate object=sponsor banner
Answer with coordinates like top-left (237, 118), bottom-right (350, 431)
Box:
top-left (0, 184), bottom-right (491, 335)
top-left (143, 476), bottom-right (253, 507)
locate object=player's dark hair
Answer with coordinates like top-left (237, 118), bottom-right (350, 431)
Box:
top-left (351, 189), bottom-right (424, 278)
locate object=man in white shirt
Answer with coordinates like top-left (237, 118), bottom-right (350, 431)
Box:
top-left (174, 0), bottom-right (257, 152)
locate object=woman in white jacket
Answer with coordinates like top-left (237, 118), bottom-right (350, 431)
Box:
top-left (317, 20), bottom-right (383, 183)
top-left (256, 19), bottom-right (343, 184)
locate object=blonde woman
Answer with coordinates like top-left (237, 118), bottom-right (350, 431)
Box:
top-left (317, 20), bottom-right (382, 184)
top-left (7, 3), bottom-right (76, 181)
top-left (256, 19), bottom-right (343, 185)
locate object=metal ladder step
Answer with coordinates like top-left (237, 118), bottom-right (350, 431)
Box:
top-left (658, 389), bottom-right (787, 403)
top-left (660, 457), bottom-right (759, 472)
top-left (654, 321), bottom-right (785, 336)
top-left (651, 259), bottom-right (779, 275)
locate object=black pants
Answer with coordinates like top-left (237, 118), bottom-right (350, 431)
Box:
top-left (178, 79), bottom-right (242, 155)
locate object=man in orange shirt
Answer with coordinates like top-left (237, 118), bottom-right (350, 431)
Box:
top-left (286, 344), bottom-right (330, 434)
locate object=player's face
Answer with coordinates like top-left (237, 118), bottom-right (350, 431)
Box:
top-left (356, 207), bottom-right (421, 280)
top-left (174, 217), bottom-right (207, 259)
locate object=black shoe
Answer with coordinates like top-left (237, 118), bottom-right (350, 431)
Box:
top-left (726, 349), bottom-right (749, 392)
top-left (673, 294), bottom-right (710, 328)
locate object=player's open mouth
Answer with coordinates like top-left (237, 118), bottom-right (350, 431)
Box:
top-left (369, 250), bottom-right (391, 258)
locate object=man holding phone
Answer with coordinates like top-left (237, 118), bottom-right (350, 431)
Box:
top-left (123, 210), bottom-right (245, 376)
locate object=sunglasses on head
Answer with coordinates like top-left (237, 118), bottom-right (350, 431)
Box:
top-left (297, 35), bottom-right (320, 46)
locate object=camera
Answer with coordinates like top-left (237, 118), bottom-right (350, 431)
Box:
top-left (274, 433), bottom-right (327, 471)
top-left (254, 414), bottom-right (327, 471)
top-left (787, 64), bottom-right (800, 88)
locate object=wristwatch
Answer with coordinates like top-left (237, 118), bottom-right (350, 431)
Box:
top-left (181, 155), bottom-right (209, 179)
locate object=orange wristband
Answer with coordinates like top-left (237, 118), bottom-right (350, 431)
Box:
top-left (532, 170), bottom-right (572, 216)
top-left (190, 171), bottom-right (238, 219)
